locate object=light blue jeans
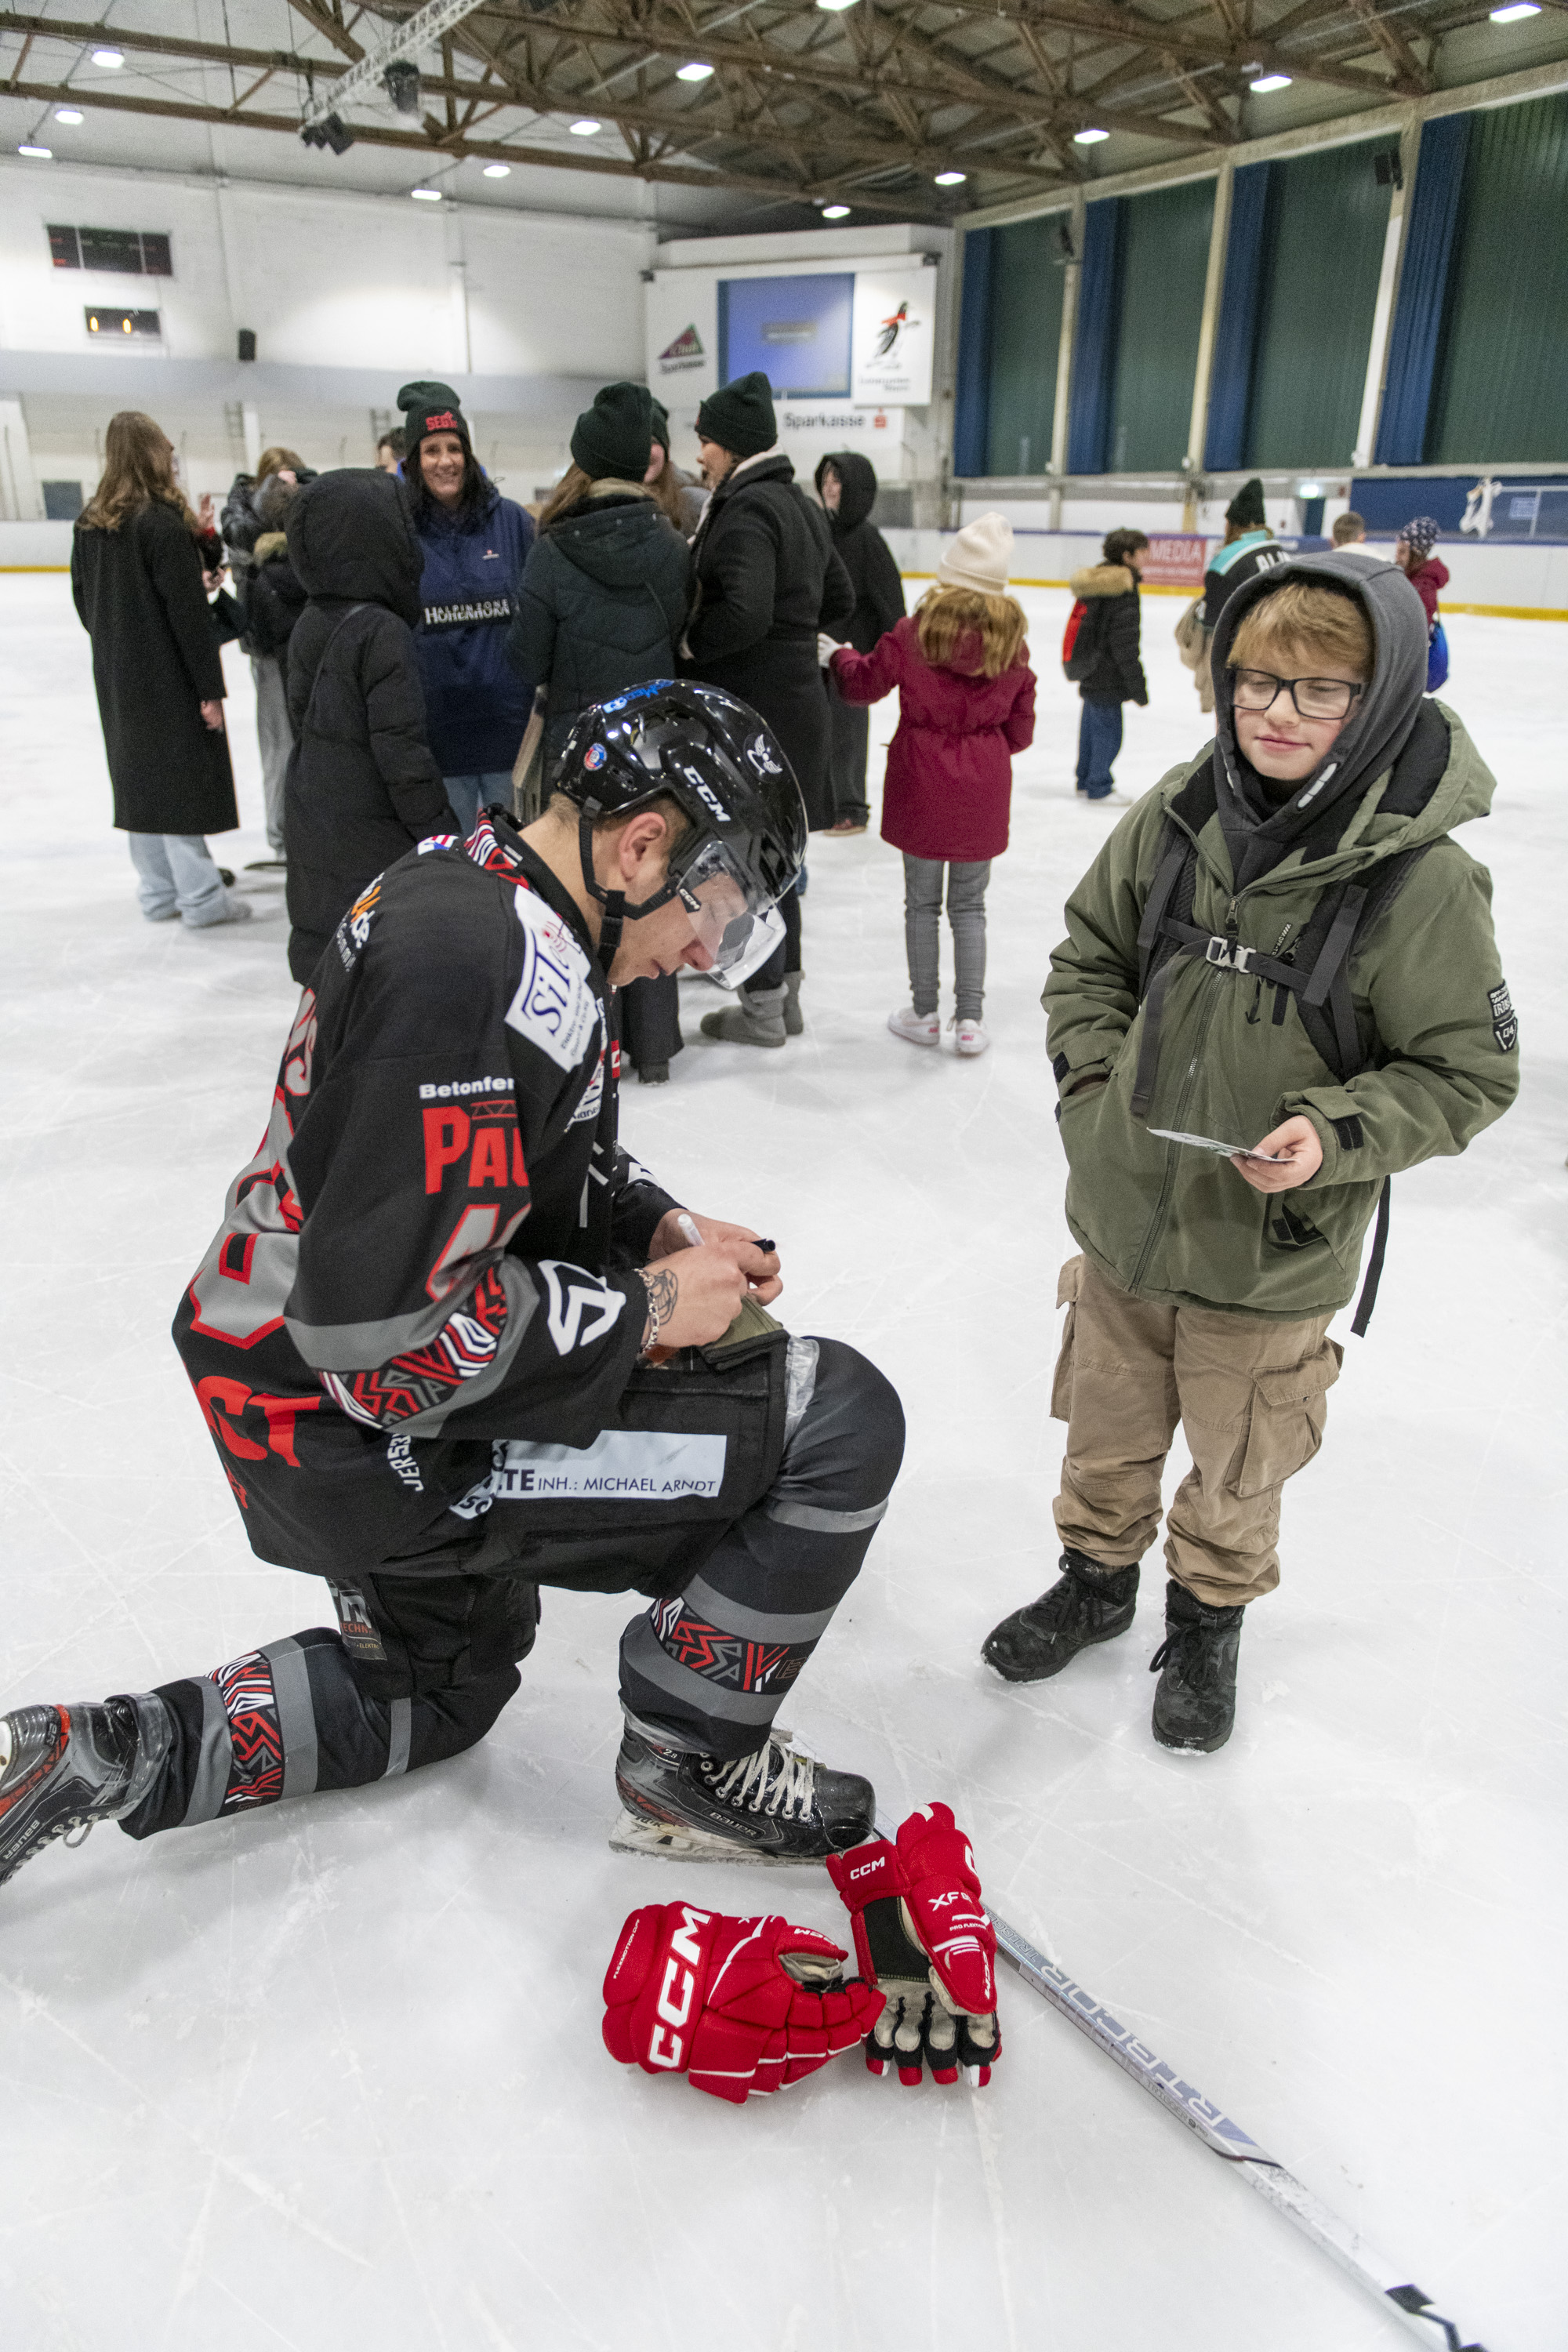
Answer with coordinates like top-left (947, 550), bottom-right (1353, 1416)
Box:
top-left (127, 833), bottom-right (231, 926)
top-left (442, 771), bottom-right (514, 837)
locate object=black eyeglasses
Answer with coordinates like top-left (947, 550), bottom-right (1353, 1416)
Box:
top-left (1232, 669), bottom-right (1366, 721)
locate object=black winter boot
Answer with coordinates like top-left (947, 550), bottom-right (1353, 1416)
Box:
top-left (1149, 1580), bottom-right (1243, 1752)
top-left (982, 1552), bottom-right (1140, 1684)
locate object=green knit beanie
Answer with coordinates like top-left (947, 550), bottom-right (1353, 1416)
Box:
top-left (695, 372), bottom-right (776, 460)
top-left (570, 381), bottom-right (654, 483)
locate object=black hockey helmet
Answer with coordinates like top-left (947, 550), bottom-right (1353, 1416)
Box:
top-left (551, 680), bottom-right (806, 975)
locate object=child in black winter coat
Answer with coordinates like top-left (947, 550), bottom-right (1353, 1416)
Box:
top-left (1065, 527), bottom-right (1149, 806)
top-left (814, 451), bottom-right (906, 833)
top-left (282, 470), bottom-right (457, 984)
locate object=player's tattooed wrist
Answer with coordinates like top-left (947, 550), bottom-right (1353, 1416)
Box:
top-left (638, 1265), bottom-right (678, 1352)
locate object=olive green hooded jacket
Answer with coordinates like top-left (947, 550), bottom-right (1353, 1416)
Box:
top-left (1046, 690), bottom-right (1519, 1323)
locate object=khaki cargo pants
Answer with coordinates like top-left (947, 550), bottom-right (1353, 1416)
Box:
top-left (1051, 1256), bottom-right (1341, 1607)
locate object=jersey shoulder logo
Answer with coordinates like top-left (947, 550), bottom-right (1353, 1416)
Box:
top-left (506, 888), bottom-right (599, 1073)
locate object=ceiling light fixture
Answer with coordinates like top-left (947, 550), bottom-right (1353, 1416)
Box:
top-left (1073, 126), bottom-right (1110, 143)
top-left (90, 46), bottom-right (123, 67)
top-left (822, 203), bottom-right (851, 218)
top-left (1249, 72), bottom-right (1292, 92)
top-left (54, 107), bottom-right (84, 124)
top-left (483, 162), bottom-right (510, 176)
top-left (570, 118), bottom-right (602, 136)
top-left (1489, 2), bottom-right (1540, 18)
top-left (934, 169), bottom-right (967, 186)
top-left (18, 143), bottom-right (53, 158)
top-left (677, 60), bottom-right (715, 80)
top-left (411, 184), bottom-right (442, 201)
top-left (816, 0), bottom-right (860, 12)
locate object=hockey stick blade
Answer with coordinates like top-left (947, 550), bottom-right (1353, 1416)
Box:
top-left (866, 1816), bottom-right (1485, 2349)
top-left (988, 1894), bottom-right (1487, 2351)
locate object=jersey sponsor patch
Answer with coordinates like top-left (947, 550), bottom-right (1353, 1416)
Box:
top-left (506, 888), bottom-right (599, 1071)
top-left (449, 1429), bottom-right (728, 1516)
top-left (1487, 981), bottom-right (1517, 1052)
top-left (539, 1260), bottom-right (626, 1356)
top-left (569, 1045), bottom-right (607, 1127)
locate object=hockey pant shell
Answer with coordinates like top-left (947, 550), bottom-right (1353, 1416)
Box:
top-left (1051, 1255), bottom-right (1340, 1607)
top-left (117, 1337), bottom-right (902, 1831)
top-left (118, 1576), bottom-right (539, 1840)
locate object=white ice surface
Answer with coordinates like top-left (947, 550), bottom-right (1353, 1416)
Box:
top-left (1, 575), bottom-right (1563, 2352)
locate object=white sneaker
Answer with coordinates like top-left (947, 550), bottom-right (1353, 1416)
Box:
top-left (887, 1006), bottom-right (940, 1048)
top-left (1085, 789), bottom-right (1133, 810)
top-left (950, 1018), bottom-right (989, 1056)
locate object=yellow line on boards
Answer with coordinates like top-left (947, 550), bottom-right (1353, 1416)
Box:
top-left (0, 564), bottom-right (72, 572)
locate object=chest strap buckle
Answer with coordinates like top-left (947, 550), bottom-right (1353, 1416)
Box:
top-left (1203, 936), bottom-right (1254, 973)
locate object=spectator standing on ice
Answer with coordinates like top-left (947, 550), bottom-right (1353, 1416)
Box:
top-left (984, 557), bottom-right (1518, 1753)
top-left (397, 380), bottom-right (536, 837)
top-left (71, 410), bottom-right (251, 931)
top-left (814, 452), bottom-right (906, 836)
top-left (683, 371), bottom-right (855, 1050)
top-left (222, 448), bottom-right (312, 869)
top-left (1065, 527), bottom-right (1149, 806)
top-left (281, 468), bottom-right (456, 982)
top-left (1396, 515), bottom-right (1450, 691)
top-left (510, 382), bottom-right (691, 1084)
top-left (645, 400), bottom-right (707, 535)
top-left (1192, 478), bottom-right (1283, 711)
top-left (826, 514), bottom-right (1034, 1058)
top-left (374, 427), bottom-right (406, 474)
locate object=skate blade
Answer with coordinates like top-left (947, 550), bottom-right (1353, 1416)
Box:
top-left (608, 1810), bottom-right (822, 1867)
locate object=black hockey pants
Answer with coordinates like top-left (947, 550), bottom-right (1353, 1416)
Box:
top-left (118, 1338), bottom-right (903, 1840)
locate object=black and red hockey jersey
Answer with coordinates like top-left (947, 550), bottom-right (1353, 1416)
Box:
top-left (172, 816), bottom-right (678, 1577)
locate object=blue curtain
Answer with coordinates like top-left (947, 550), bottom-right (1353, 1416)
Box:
top-left (953, 228), bottom-right (993, 477)
top-left (1375, 114), bottom-right (1472, 464)
top-left (1066, 200), bottom-right (1123, 475)
top-left (1203, 162), bottom-right (1273, 471)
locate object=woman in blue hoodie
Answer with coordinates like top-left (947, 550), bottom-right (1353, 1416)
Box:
top-left (397, 380), bottom-right (535, 834)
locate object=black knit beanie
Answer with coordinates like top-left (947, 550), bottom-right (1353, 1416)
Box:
top-left (571, 381), bottom-right (654, 483)
top-left (397, 379), bottom-right (472, 456)
top-left (1225, 475), bottom-right (1266, 530)
top-left (696, 371), bottom-right (776, 459)
top-left (649, 397), bottom-right (671, 456)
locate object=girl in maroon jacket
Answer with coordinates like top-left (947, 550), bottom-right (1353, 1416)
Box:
top-left (826, 513), bottom-right (1035, 1058)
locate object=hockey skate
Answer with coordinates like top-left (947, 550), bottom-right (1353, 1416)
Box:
top-left (0, 1699), bottom-right (168, 1888)
top-left (612, 1724), bottom-right (875, 1865)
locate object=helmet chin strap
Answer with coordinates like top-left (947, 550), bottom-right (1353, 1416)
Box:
top-left (577, 807), bottom-right (682, 978)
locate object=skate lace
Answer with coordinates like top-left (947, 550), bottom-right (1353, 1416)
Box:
top-left (702, 1740), bottom-right (817, 1821)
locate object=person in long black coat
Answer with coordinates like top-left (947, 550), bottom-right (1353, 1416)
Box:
top-left (683, 371), bottom-right (854, 1048)
top-left (282, 469), bottom-right (457, 984)
top-left (71, 409), bottom-right (249, 929)
top-left (510, 382), bottom-right (691, 1083)
top-left (814, 450), bottom-right (906, 833)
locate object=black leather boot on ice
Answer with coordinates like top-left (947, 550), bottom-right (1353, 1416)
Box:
top-left (982, 1551), bottom-right (1140, 1683)
top-left (1149, 1580), bottom-right (1243, 1752)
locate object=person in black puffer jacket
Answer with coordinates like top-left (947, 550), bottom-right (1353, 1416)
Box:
top-left (684, 371), bottom-right (855, 1049)
top-left (814, 450), bottom-right (906, 834)
top-left (1067, 527), bottom-right (1149, 806)
top-left (510, 382), bottom-right (691, 1083)
top-left (282, 469), bottom-right (457, 984)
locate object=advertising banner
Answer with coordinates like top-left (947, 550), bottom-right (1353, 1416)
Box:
top-left (1139, 534), bottom-right (1210, 588)
top-left (851, 267), bottom-right (936, 408)
top-left (646, 274), bottom-right (719, 409)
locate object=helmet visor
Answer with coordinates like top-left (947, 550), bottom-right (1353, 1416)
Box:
top-left (671, 835), bottom-right (785, 974)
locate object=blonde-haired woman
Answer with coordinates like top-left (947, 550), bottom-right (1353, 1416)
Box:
top-left (72, 411), bottom-right (249, 927)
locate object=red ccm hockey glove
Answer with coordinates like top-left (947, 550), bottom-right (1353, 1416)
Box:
top-left (826, 1802), bottom-right (1002, 2086)
top-left (602, 1900), bottom-right (885, 2105)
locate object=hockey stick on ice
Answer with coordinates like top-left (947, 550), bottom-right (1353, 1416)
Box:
top-left (864, 1814), bottom-right (1485, 2348)
top-left (986, 1895), bottom-right (1488, 2352)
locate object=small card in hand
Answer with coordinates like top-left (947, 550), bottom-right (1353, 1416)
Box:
top-left (1149, 1127), bottom-right (1287, 1163)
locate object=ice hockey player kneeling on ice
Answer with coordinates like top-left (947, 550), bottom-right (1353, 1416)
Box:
top-left (0, 682), bottom-right (905, 1893)
top-left (983, 557), bottom-right (1519, 1752)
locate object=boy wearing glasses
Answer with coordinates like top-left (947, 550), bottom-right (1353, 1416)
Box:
top-left (985, 557), bottom-right (1518, 1750)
